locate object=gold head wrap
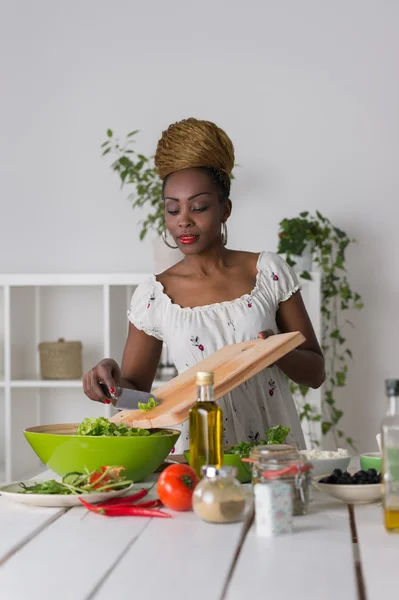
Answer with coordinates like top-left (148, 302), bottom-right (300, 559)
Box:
top-left (154, 117), bottom-right (235, 181)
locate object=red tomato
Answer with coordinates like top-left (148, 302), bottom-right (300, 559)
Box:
top-left (89, 466), bottom-right (125, 490)
top-left (157, 464), bottom-right (199, 511)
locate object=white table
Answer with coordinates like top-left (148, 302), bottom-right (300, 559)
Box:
top-left (0, 469), bottom-right (397, 600)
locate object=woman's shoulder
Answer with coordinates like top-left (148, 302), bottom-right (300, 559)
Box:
top-left (129, 275), bottom-right (167, 308)
top-left (256, 250), bottom-right (299, 270)
top-left (256, 251), bottom-right (301, 302)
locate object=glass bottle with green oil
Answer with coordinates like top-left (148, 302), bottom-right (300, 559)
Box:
top-left (189, 371), bottom-right (223, 478)
top-left (381, 378), bottom-right (399, 532)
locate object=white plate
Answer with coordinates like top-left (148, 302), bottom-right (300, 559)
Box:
top-left (0, 481), bottom-right (134, 507)
top-left (312, 475), bottom-right (382, 505)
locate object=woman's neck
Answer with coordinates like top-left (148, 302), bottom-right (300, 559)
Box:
top-left (181, 245), bottom-right (231, 276)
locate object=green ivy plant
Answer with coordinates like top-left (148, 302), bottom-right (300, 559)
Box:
top-left (277, 211), bottom-right (364, 450)
top-left (101, 129), bottom-right (164, 240)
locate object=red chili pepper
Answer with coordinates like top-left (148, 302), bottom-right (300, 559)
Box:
top-left (134, 499), bottom-right (162, 509)
top-left (99, 506), bottom-right (170, 518)
top-left (96, 488), bottom-right (148, 507)
top-left (106, 499), bottom-right (162, 510)
top-left (79, 497), bottom-right (170, 518)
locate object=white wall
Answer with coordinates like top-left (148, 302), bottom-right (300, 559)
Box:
top-left (1, 0), bottom-right (398, 453)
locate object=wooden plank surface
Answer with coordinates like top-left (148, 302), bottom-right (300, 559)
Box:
top-left (0, 498), bottom-right (65, 566)
top-left (226, 492), bottom-right (358, 600)
top-left (94, 509), bottom-right (248, 600)
top-left (111, 332), bottom-right (305, 428)
top-left (0, 496), bottom-right (248, 600)
top-left (0, 504), bottom-right (152, 599)
top-left (354, 503), bottom-right (399, 600)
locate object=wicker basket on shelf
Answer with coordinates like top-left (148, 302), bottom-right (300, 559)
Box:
top-left (38, 338), bottom-right (82, 379)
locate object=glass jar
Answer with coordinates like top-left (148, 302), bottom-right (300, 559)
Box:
top-left (192, 465), bottom-right (248, 524)
top-left (250, 445), bottom-right (312, 516)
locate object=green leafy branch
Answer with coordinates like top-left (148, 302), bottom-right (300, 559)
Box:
top-left (101, 129), bottom-right (164, 240)
top-left (278, 211), bottom-right (363, 451)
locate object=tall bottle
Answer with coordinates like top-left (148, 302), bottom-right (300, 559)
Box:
top-left (189, 371), bottom-right (223, 478)
top-left (381, 378), bottom-right (399, 532)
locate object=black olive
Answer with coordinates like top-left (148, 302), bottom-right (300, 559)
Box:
top-left (333, 469), bottom-right (343, 477)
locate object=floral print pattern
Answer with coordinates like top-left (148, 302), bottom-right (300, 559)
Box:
top-left (268, 378), bottom-right (276, 396)
top-left (190, 335), bottom-right (204, 352)
top-left (147, 292), bottom-right (156, 309)
top-left (127, 250), bottom-right (306, 455)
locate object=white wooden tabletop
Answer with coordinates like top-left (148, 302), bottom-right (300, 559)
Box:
top-left (0, 469), bottom-right (397, 600)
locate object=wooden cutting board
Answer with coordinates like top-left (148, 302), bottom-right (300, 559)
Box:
top-left (110, 331), bottom-right (305, 429)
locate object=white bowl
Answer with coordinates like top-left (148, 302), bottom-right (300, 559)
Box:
top-left (312, 475), bottom-right (382, 505)
top-left (307, 456), bottom-right (351, 478)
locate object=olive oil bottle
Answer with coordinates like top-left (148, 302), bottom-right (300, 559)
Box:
top-left (381, 379), bottom-right (399, 532)
top-left (189, 371), bottom-right (223, 478)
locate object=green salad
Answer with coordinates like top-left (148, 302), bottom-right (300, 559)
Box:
top-left (18, 466), bottom-right (132, 495)
top-left (226, 425), bottom-right (291, 459)
top-left (75, 417), bottom-right (170, 437)
top-left (138, 397), bottom-right (159, 412)
top-left (76, 417), bottom-right (150, 437)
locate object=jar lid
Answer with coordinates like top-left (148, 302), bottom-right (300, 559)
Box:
top-left (201, 465), bottom-right (238, 478)
top-left (249, 444), bottom-right (298, 460)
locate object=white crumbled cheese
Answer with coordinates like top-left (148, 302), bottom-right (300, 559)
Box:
top-left (299, 448), bottom-right (350, 460)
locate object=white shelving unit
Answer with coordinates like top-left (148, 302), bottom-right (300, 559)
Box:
top-left (0, 271), bottom-right (321, 484)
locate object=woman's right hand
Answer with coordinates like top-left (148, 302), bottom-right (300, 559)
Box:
top-left (82, 359), bottom-right (121, 404)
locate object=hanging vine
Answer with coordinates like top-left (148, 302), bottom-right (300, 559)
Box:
top-left (278, 211), bottom-right (363, 450)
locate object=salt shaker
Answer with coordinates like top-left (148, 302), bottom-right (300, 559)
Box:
top-left (254, 481), bottom-right (293, 537)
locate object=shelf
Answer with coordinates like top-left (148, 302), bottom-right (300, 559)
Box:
top-left (10, 379), bottom-right (83, 388)
top-left (0, 273), bottom-right (151, 286)
top-left (4, 378), bottom-right (169, 389)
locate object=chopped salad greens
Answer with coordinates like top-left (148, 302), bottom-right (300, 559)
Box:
top-left (18, 466), bottom-right (133, 495)
top-left (226, 425), bottom-right (291, 459)
top-left (76, 417), bottom-right (150, 437)
top-left (138, 397), bottom-right (159, 412)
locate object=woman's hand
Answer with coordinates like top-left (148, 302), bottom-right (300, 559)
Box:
top-left (82, 359), bottom-right (121, 404)
top-left (257, 329), bottom-right (275, 340)
top-left (257, 329), bottom-right (278, 367)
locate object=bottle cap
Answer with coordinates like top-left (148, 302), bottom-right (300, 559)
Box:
top-left (196, 371), bottom-right (214, 386)
top-left (201, 465), bottom-right (237, 478)
top-left (385, 379), bottom-right (399, 397)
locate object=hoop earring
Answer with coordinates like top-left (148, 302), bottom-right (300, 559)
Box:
top-left (162, 228), bottom-right (178, 249)
top-left (221, 222), bottom-right (228, 246)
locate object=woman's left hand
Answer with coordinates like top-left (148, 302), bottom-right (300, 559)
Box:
top-left (257, 329), bottom-right (278, 366)
top-left (257, 329), bottom-right (275, 340)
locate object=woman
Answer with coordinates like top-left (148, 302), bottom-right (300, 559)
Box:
top-left (83, 118), bottom-right (325, 451)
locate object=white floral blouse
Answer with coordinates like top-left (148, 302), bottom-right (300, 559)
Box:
top-left (127, 251), bottom-right (306, 453)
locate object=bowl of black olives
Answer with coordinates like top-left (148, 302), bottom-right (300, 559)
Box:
top-left (312, 468), bottom-right (382, 504)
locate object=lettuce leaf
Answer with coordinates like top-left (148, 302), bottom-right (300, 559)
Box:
top-left (76, 417), bottom-right (150, 437)
top-left (226, 425), bottom-right (291, 459)
top-left (138, 397), bottom-right (159, 412)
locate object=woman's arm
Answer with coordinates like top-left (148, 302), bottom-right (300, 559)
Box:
top-left (260, 291), bottom-right (325, 389)
top-left (120, 323), bottom-right (163, 392)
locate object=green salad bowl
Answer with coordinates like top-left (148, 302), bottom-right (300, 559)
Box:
top-left (183, 450), bottom-right (252, 483)
top-left (360, 452), bottom-right (382, 474)
top-left (24, 424), bottom-right (180, 482)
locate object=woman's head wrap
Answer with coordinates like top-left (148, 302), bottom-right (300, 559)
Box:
top-left (154, 118), bottom-right (235, 182)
